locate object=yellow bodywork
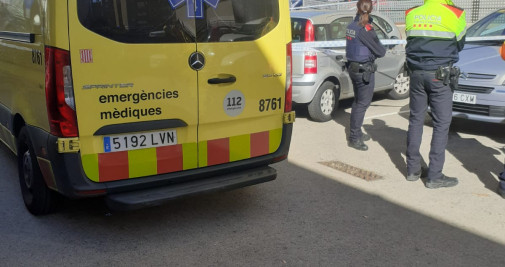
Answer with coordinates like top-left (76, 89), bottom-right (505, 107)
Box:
top-left (1, 0), bottom-right (293, 183)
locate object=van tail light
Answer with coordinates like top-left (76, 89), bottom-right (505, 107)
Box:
top-left (45, 47), bottom-right (78, 137)
top-left (285, 42), bottom-right (293, 112)
top-left (304, 51), bottom-right (317, 74)
top-left (304, 20), bottom-right (314, 42)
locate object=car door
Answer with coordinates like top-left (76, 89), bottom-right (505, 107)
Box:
top-left (328, 16), bottom-right (354, 97)
top-left (69, 0), bottom-right (199, 182)
top-left (195, 0), bottom-right (289, 167)
top-left (372, 15), bottom-right (403, 89)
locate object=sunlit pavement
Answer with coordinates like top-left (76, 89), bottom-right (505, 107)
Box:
top-left (290, 95), bottom-right (505, 245)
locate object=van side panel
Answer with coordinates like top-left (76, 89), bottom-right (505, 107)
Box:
top-left (0, 0), bottom-right (47, 150)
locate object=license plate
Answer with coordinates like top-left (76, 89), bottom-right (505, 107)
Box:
top-left (453, 92), bottom-right (477, 104)
top-left (103, 130), bottom-right (177, 153)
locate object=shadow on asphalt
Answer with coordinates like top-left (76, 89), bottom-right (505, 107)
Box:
top-left (448, 119), bottom-right (505, 191)
top-left (1, 142), bottom-right (505, 265)
top-left (301, 94), bottom-right (505, 195)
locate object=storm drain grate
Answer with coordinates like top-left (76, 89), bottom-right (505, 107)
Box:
top-left (319, 160), bottom-right (383, 181)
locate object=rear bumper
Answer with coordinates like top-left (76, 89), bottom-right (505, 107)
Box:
top-left (26, 122), bottom-right (292, 205)
top-left (293, 82), bottom-right (317, 104)
top-left (106, 166), bottom-right (276, 211)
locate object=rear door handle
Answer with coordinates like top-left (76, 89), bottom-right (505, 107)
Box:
top-left (208, 76), bottom-right (236, 84)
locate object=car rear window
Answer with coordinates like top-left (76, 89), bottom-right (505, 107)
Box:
top-left (291, 18), bottom-right (307, 42)
top-left (77, 0), bottom-right (279, 43)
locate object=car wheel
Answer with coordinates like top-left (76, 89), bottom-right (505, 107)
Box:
top-left (17, 127), bottom-right (58, 215)
top-left (308, 81), bottom-right (339, 122)
top-left (388, 71), bottom-right (410, 100)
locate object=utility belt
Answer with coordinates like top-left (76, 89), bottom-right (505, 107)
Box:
top-left (348, 61), bottom-right (377, 83)
top-left (405, 62), bottom-right (460, 91)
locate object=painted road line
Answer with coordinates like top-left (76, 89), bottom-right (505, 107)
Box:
top-left (364, 110), bottom-right (411, 120)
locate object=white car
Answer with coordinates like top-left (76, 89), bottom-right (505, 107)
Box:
top-left (291, 10), bottom-right (410, 122)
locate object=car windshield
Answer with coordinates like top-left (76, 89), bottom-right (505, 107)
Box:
top-left (467, 9), bottom-right (505, 38)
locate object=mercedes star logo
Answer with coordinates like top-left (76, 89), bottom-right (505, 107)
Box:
top-left (189, 52), bottom-right (205, 71)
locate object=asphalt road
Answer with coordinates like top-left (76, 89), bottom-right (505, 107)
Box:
top-left (1, 95), bottom-right (505, 266)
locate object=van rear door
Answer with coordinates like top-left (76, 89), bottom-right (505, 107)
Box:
top-left (195, 0), bottom-right (289, 167)
top-left (69, 0), bottom-right (199, 182)
top-left (68, 0), bottom-right (290, 182)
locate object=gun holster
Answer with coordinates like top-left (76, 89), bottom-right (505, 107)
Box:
top-left (357, 62), bottom-right (377, 84)
top-left (449, 66), bottom-right (460, 91)
top-left (435, 63), bottom-right (460, 91)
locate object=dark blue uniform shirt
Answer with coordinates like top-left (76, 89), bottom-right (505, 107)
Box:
top-left (346, 16), bottom-right (386, 63)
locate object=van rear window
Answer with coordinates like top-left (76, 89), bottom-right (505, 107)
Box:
top-left (77, 0), bottom-right (279, 43)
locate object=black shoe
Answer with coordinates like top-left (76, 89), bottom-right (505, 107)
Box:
top-left (406, 167), bottom-right (427, 182)
top-left (348, 139), bottom-right (368, 151)
top-left (498, 183), bottom-right (505, 199)
top-left (406, 170), bottom-right (421, 181)
top-left (361, 134), bottom-right (371, 142)
top-left (425, 175), bottom-right (458, 189)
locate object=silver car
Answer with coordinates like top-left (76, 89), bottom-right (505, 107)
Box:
top-left (453, 8), bottom-right (505, 124)
top-left (290, 10), bottom-right (410, 122)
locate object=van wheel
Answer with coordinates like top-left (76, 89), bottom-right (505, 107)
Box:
top-left (17, 127), bottom-right (57, 215)
top-left (308, 81), bottom-right (339, 122)
top-left (388, 71), bottom-right (410, 100)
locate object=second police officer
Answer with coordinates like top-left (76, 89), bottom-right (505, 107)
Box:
top-left (405, 0), bottom-right (466, 188)
top-left (345, 0), bottom-right (386, 151)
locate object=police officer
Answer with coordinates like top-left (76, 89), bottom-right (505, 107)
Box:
top-left (345, 0), bottom-right (386, 151)
top-left (405, 0), bottom-right (466, 188)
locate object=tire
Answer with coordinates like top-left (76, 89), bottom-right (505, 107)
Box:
top-left (388, 71), bottom-right (410, 100)
top-left (307, 81), bottom-right (339, 122)
top-left (17, 127), bottom-right (58, 215)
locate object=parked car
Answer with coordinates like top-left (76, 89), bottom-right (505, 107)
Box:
top-left (452, 8), bottom-right (505, 124)
top-left (290, 10), bottom-right (409, 122)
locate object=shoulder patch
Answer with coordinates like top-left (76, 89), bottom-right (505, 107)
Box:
top-left (405, 5), bottom-right (420, 16)
top-left (365, 24), bottom-right (373, 31)
top-left (442, 4), bottom-right (465, 18)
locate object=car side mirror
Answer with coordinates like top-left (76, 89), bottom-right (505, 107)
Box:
top-left (335, 55), bottom-right (344, 61)
top-left (501, 42), bottom-right (505, 61)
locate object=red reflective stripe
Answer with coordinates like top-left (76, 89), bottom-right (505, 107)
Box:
top-left (207, 138), bottom-right (229, 166)
top-left (443, 4), bottom-right (464, 18)
top-left (98, 151), bottom-right (129, 182)
top-left (251, 131), bottom-right (269, 157)
top-left (157, 145), bottom-right (183, 173)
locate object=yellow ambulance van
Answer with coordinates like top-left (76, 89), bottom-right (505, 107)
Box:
top-left (0, 0), bottom-right (294, 215)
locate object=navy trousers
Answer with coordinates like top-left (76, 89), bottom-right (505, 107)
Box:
top-left (348, 70), bottom-right (375, 142)
top-left (407, 70), bottom-right (453, 180)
